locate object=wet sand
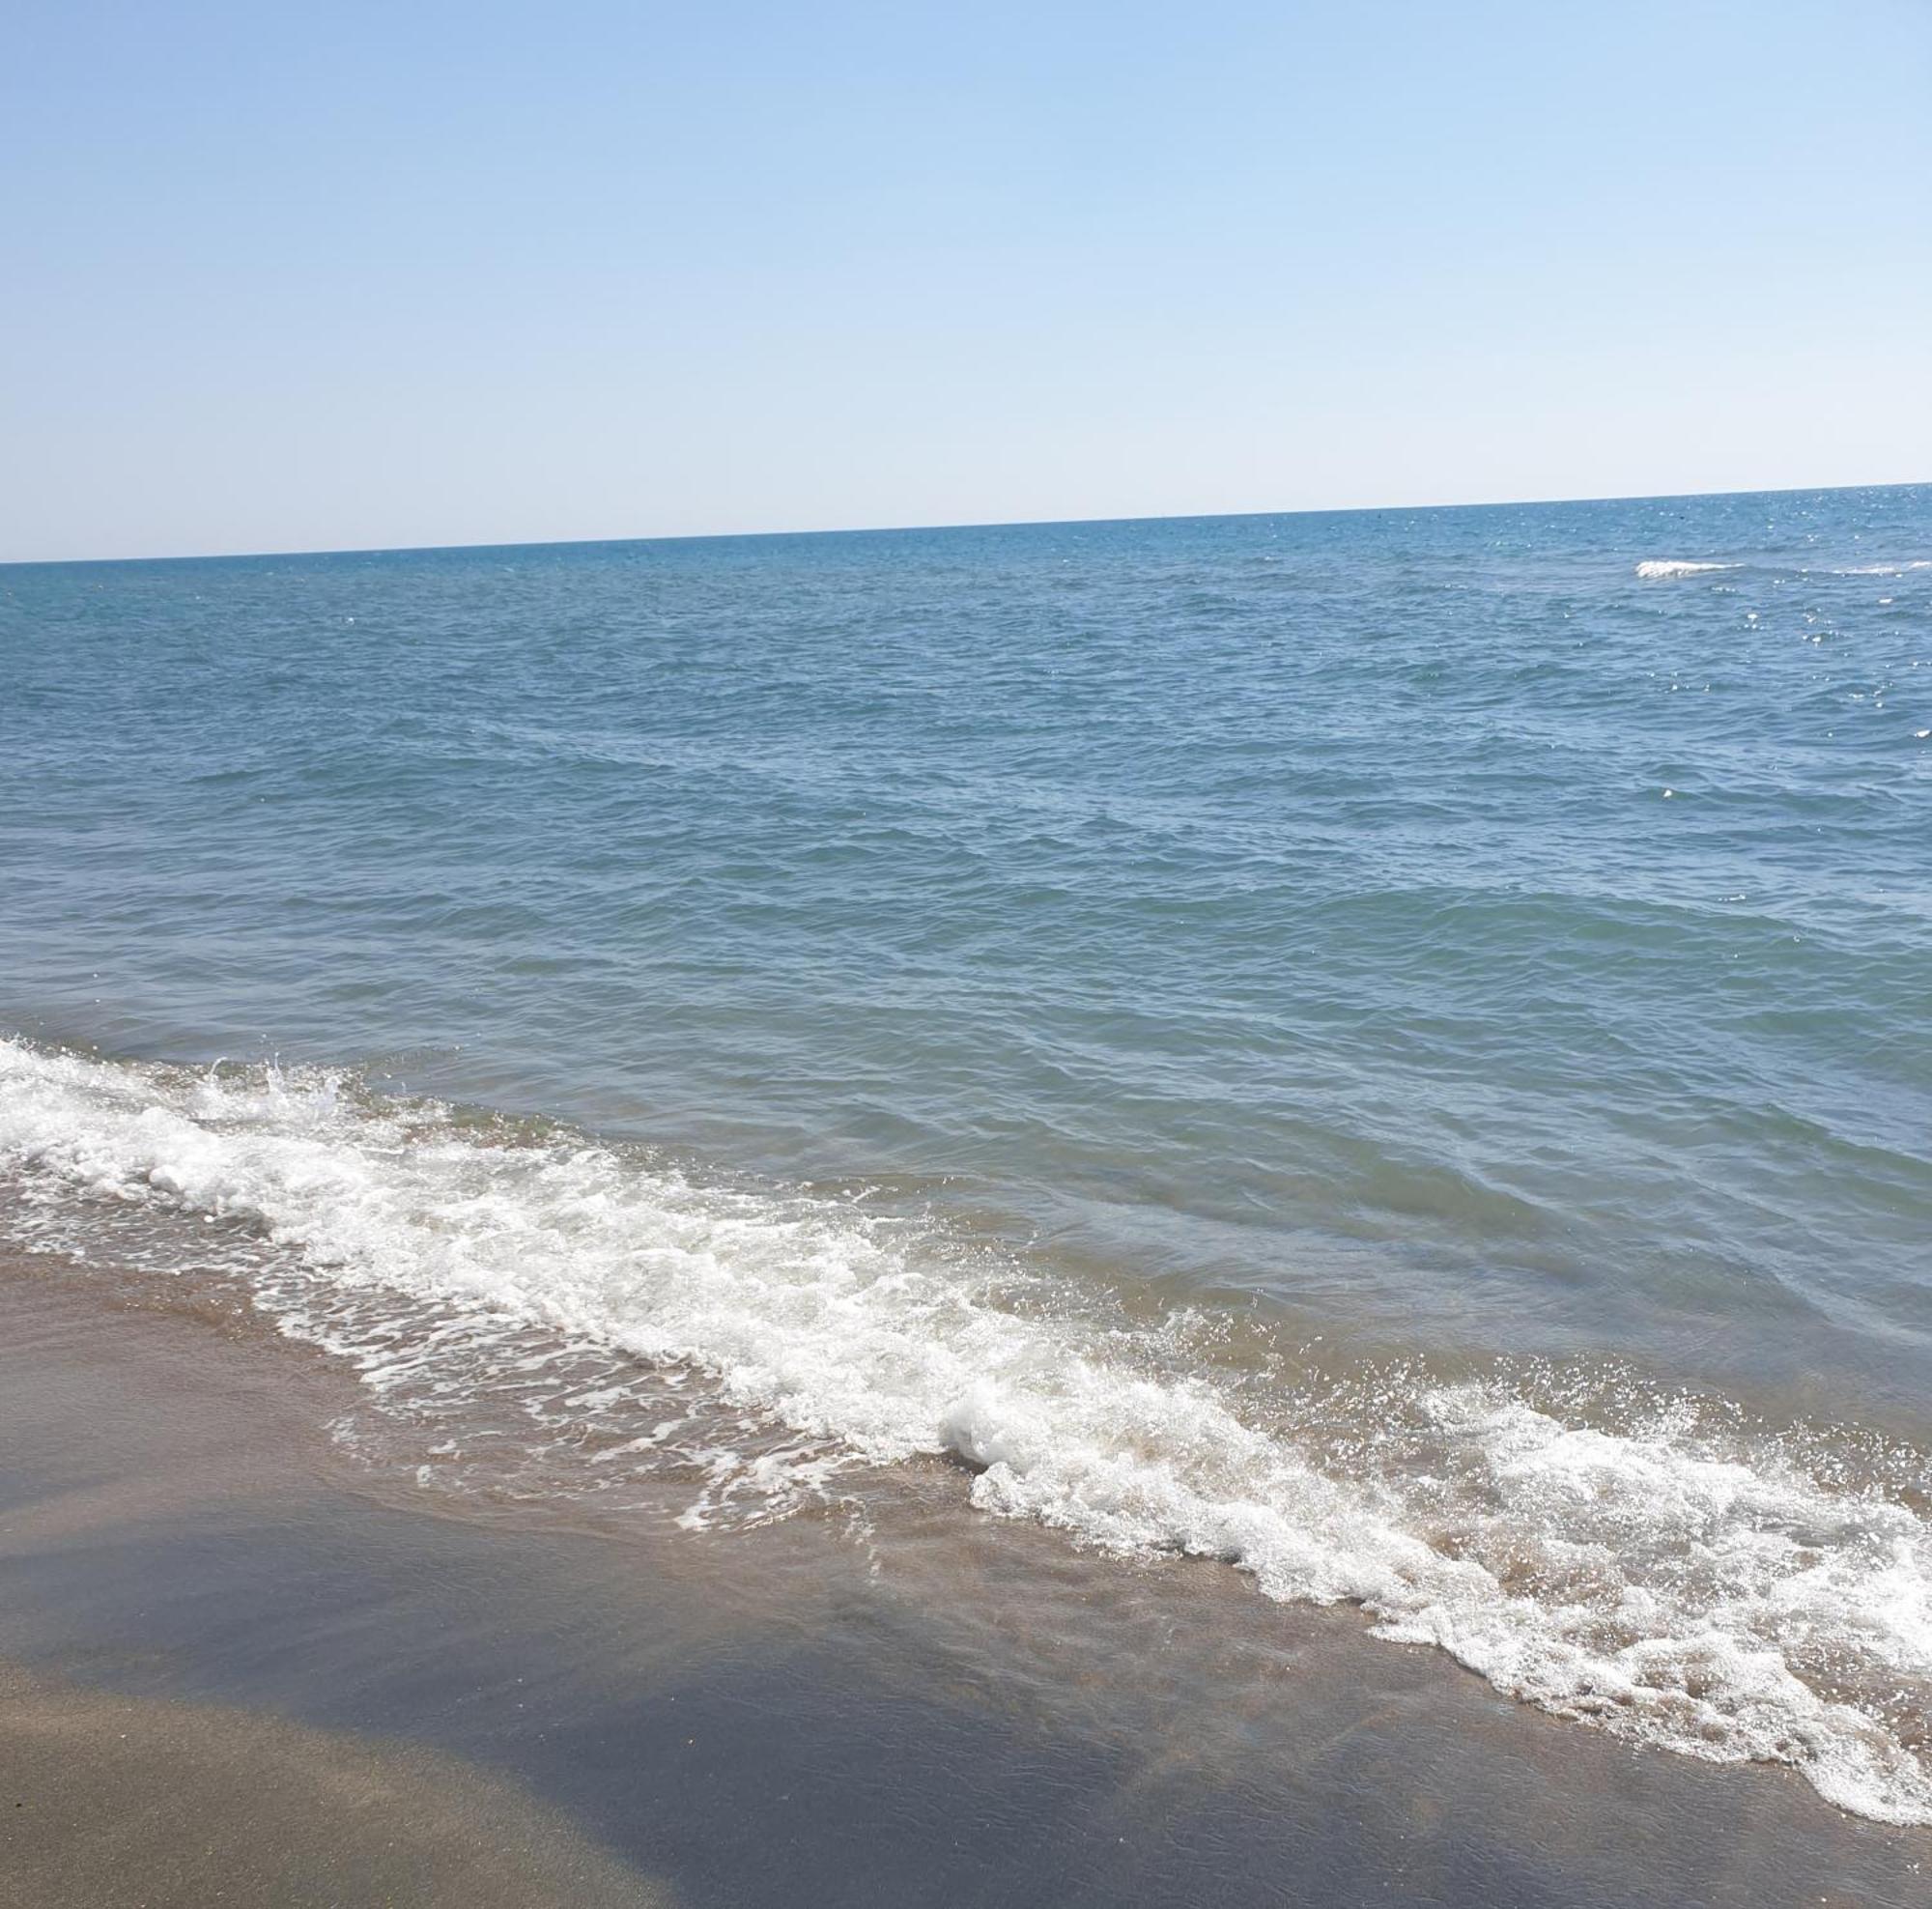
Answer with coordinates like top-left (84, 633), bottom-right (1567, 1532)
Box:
top-left (0, 1251), bottom-right (1925, 1908)
top-left (0, 1660), bottom-right (663, 1908)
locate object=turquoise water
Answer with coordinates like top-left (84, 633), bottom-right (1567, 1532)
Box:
top-left (3, 486), bottom-right (1931, 1817)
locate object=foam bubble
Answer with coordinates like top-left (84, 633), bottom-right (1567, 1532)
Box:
top-left (2, 1037), bottom-right (1928, 1825)
top-left (1634, 560), bottom-right (1740, 580)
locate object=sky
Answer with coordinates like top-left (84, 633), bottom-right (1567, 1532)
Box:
top-left (4, 1), bottom-right (1930, 561)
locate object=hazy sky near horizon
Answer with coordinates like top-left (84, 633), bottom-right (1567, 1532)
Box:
top-left (5, 1), bottom-right (1930, 561)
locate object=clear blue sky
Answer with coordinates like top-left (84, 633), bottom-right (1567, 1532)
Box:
top-left (5, 1), bottom-right (1929, 560)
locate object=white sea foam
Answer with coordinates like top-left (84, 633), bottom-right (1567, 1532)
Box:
top-left (1634, 559), bottom-right (1740, 580)
top-left (2, 1037), bottom-right (1928, 1825)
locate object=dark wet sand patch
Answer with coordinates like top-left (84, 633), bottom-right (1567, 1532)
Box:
top-left (0, 1252), bottom-right (1925, 1908)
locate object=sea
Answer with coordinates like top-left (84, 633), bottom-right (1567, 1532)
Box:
top-left (2, 485), bottom-right (1928, 1826)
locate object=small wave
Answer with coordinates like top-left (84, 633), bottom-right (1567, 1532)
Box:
top-left (1833, 560), bottom-right (1932, 577)
top-left (2, 1037), bottom-right (1929, 1826)
top-left (1634, 560), bottom-right (1740, 580)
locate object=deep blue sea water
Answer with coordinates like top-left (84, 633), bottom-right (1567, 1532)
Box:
top-left (3, 486), bottom-right (1930, 1819)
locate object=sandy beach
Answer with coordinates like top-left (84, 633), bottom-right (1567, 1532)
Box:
top-left (0, 1659), bottom-right (663, 1909)
top-left (1, 1241), bottom-right (1923, 1908)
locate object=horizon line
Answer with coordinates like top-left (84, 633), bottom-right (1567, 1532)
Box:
top-left (4, 475), bottom-right (1925, 571)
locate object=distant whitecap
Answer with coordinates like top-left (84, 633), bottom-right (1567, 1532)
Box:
top-left (1634, 559), bottom-right (1739, 580)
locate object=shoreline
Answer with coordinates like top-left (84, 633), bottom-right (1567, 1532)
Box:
top-left (4, 1032), bottom-right (1927, 1831)
top-left (1, 1248), bottom-right (1925, 1907)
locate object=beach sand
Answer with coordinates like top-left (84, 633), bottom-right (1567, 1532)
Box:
top-left (0, 1660), bottom-right (664, 1908)
top-left (0, 1246), bottom-right (1924, 1908)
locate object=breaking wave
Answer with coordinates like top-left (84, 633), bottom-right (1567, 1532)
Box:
top-left (1, 1037), bottom-right (1928, 1825)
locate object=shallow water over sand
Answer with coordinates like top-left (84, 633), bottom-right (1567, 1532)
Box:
top-left (3, 1038), bottom-right (1929, 1825)
top-left (3, 1256), bottom-right (1928, 1907)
